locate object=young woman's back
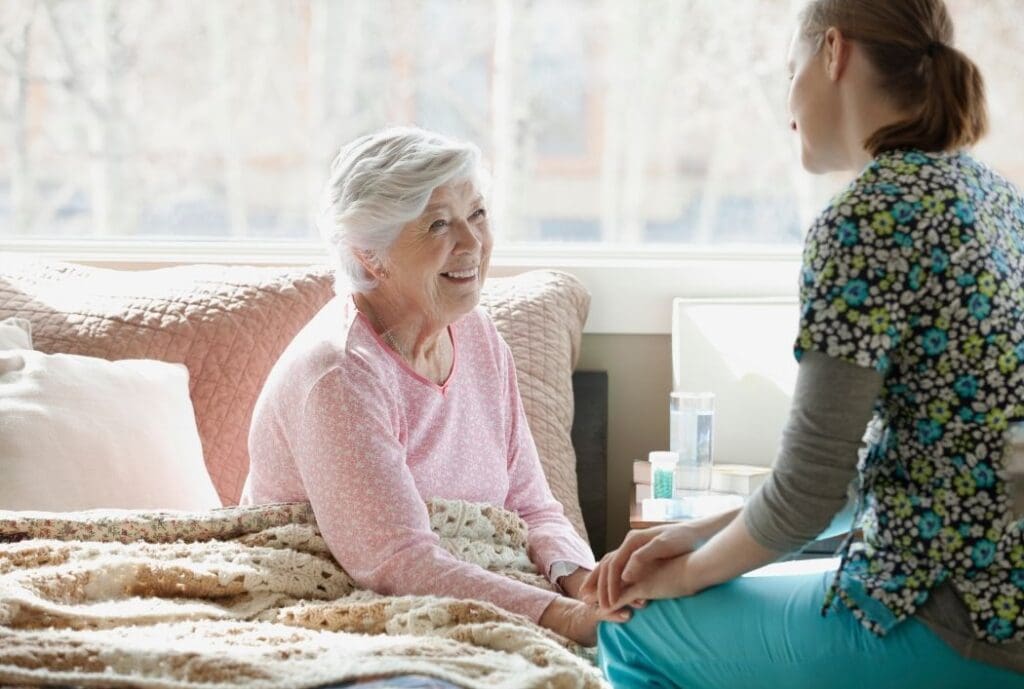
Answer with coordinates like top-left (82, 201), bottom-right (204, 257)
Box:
top-left (798, 146), bottom-right (1024, 647)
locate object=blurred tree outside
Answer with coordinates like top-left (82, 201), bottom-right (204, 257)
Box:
top-left (1, 0), bottom-right (1021, 248)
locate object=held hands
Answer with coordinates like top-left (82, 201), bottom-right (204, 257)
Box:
top-left (543, 568), bottom-right (638, 647)
top-left (545, 521), bottom-right (711, 644)
top-left (538, 596), bottom-right (633, 647)
top-left (580, 522), bottom-right (705, 612)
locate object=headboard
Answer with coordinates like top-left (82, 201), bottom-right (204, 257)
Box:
top-left (571, 370), bottom-right (608, 558)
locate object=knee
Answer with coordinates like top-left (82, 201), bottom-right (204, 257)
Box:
top-left (598, 602), bottom-right (682, 688)
top-left (597, 615), bottom-right (634, 659)
top-left (598, 618), bottom-right (653, 688)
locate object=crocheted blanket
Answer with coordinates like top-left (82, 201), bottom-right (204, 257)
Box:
top-left (0, 500), bottom-right (606, 689)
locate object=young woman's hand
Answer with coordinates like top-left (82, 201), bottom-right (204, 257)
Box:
top-left (597, 512), bottom-right (782, 612)
top-left (603, 552), bottom-right (700, 611)
top-left (538, 597), bottom-right (631, 647)
top-left (580, 522), bottom-right (704, 610)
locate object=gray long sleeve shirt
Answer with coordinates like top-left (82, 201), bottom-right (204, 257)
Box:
top-left (742, 350), bottom-right (1023, 673)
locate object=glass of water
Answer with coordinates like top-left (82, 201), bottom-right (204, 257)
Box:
top-left (670, 391), bottom-right (715, 491)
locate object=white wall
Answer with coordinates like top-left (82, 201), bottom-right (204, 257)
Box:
top-left (578, 333), bottom-right (672, 550)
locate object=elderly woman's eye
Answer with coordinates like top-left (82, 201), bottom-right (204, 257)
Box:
top-left (471, 208), bottom-right (487, 220)
top-left (429, 219), bottom-right (449, 231)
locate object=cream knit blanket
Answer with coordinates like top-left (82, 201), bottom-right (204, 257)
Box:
top-left (0, 500), bottom-right (607, 689)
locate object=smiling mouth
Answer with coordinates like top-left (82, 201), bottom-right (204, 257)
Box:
top-left (440, 267), bottom-right (479, 282)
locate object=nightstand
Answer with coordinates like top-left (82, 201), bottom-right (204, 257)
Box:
top-left (629, 501), bottom-right (689, 530)
top-left (628, 484), bottom-right (742, 530)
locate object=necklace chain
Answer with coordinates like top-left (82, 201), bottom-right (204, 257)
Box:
top-left (380, 328), bottom-right (406, 359)
top-left (358, 298), bottom-right (452, 385)
top-left (359, 298), bottom-right (408, 360)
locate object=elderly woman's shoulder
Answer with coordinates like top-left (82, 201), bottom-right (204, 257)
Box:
top-left (271, 297), bottom-right (395, 387)
top-left (460, 305), bottom-right (502, 340)
top-left (455, 306), bottom-right (514, 365)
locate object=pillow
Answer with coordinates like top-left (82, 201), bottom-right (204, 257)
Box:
top-left (479, 271), bottom-right (591, 541)
top-left (0, 260), bottom-right (337, 506)
top-left (0, 317), bottom-right (32, 350)
top-left (0, 260), bottom-right (591, 540)
top-left (0, 348), bottom-right (220, 512)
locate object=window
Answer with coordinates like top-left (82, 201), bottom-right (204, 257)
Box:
top-left (2, 0), bottom-right (1022, 250)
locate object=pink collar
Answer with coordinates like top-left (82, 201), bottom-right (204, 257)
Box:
top-left (349, 296), bottom-right (458, 395)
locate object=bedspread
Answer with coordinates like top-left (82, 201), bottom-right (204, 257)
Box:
top-left (0, 499), bottom-right (606, 689)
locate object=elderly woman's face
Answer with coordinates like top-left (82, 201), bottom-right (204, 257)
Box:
top-left (382, 179), bottom-right (492, 324)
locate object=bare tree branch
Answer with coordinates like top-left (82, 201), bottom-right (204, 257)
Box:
top-left (42, 0), bottom-right (106, 117)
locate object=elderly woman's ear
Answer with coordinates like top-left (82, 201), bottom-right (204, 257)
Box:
top-left (353, 249), bottom-right (389, 282)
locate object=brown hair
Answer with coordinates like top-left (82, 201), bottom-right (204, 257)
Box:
top-left (800, 0), bottom-right (988, 154)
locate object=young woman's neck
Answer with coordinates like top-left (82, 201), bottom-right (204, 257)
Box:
top-left (843, 83), bottom-right (915, 171)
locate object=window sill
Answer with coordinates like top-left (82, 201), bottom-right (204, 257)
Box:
top-left (3, 240), bottom-right (803, 335)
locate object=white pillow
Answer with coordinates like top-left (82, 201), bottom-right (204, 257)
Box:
top-left (0, 317), bottom-right (32, 350)
top-left (0, 349), bottom-right (221, 512)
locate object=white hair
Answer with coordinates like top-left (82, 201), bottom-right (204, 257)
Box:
top-left (317, 126), bottom-right (485, 293)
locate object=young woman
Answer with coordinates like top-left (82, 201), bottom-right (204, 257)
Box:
top-left (583, 1), bottom-right (1024, 686)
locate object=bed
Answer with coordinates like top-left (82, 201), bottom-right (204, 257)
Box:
top-left (0, 261), bottom-right (611, 689)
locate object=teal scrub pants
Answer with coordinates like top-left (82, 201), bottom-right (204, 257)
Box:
top-left (598, 568), bottom-right (1024, 688)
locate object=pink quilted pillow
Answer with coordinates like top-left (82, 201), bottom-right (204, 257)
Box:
top-left (477, 271), bottom-right (591, 541)
top-left (0, 260), bottom-right (590, 539)
top-left (0, 260), bottom-right (336, 505)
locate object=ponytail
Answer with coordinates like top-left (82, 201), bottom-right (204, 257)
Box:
top-left (865, 43), bottom-right (988, 154)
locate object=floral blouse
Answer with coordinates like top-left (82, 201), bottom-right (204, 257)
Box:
top-left (796, 148), bottom-right (1024, 643)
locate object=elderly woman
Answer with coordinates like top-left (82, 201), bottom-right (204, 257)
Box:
top-left (241, 127), bottom-right (622, 646)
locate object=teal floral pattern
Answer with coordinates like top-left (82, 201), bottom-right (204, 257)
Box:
top-left (796, 149), bottom-right (1024, 643)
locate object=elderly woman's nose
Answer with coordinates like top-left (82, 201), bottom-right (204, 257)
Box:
top-left (452, 219), bottom-right (483, 252)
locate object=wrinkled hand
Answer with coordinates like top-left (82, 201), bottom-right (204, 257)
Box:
top-left (558, 568), bottom-right (590, 599)
top-left (539, 597), bottom-right (632, 647)
top-left (581, 522), bottom-right (703, 611)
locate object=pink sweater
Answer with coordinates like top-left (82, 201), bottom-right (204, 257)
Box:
top-left (241, 296), bottom-right (595, 622)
